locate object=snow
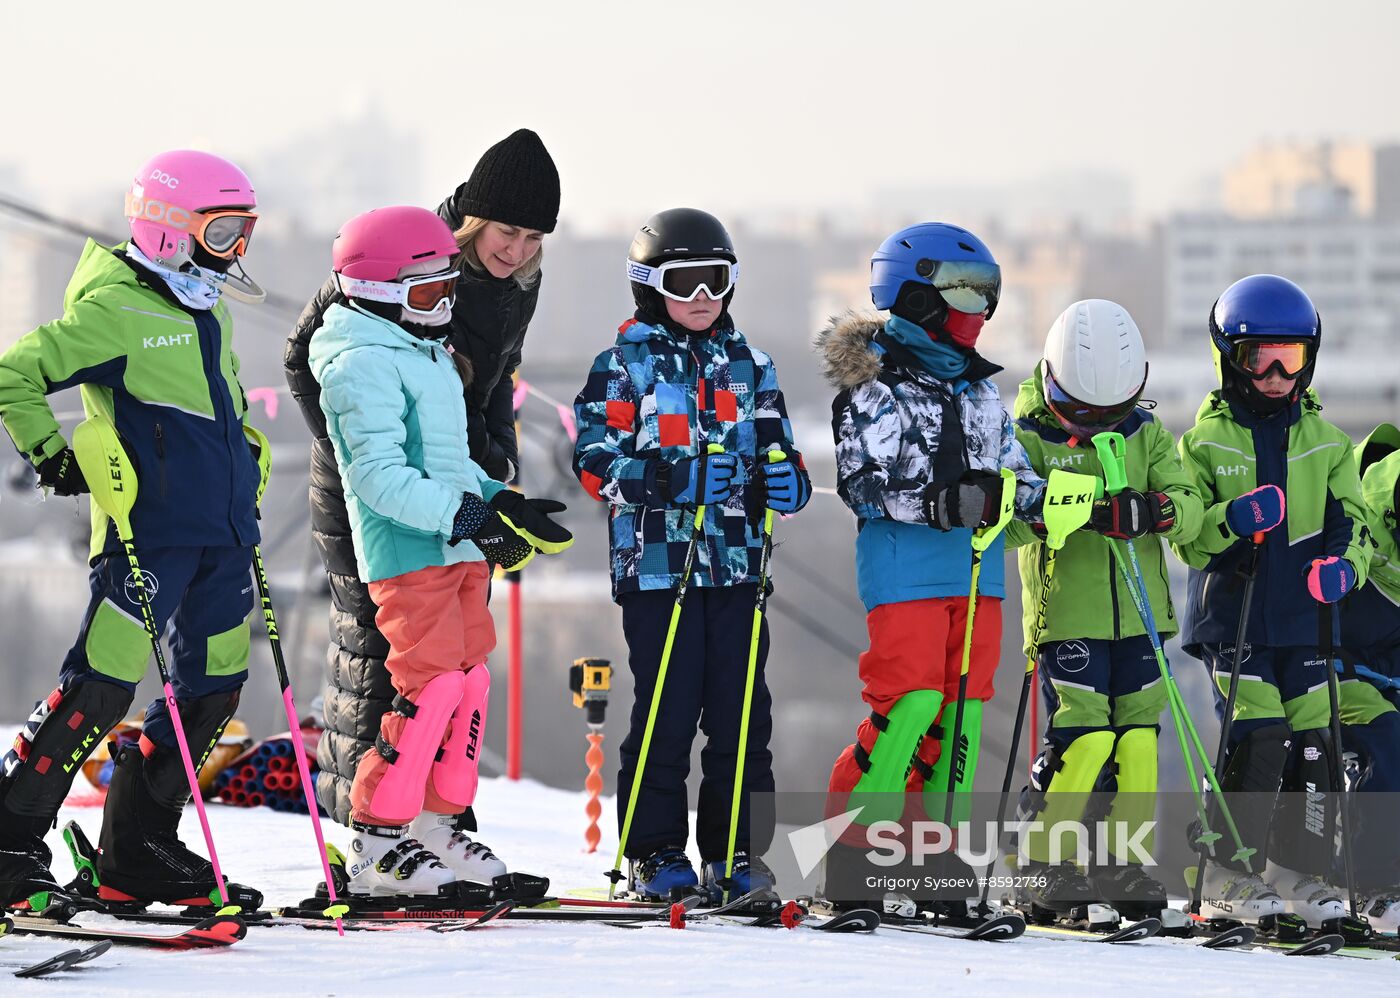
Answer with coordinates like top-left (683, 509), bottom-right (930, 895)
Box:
top-left (6, 772), bottom-right (1398, 997)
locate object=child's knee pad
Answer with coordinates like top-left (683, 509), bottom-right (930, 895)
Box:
top-left (431, 665), bottom-right (490, 809)
top-left (366, 671), bottom-right (467, 824)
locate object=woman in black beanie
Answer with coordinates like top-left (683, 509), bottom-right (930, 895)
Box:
top-left (283, 128), bottom-right (560, 882)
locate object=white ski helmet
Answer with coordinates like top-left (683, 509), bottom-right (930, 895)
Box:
top-left (1041, 299), bottom-right (1148, 440)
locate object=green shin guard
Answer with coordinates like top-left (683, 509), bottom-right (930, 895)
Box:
top-left (923, 699), bottom-right (984, 826)
top-left (1025, 730), bottom-right (1115, 864)
top-left (1105, 727), bottom-right (1158, 863)
top-left (851, 689), bottom-right (944, 825)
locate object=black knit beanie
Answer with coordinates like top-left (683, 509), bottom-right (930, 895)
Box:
top-left (449, 129), bottom-right (560, 233)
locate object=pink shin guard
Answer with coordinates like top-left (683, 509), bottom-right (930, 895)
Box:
top-left (366, 671), bottom-right (466, 824)
top-left (431, 665), bottom-right (490, 810)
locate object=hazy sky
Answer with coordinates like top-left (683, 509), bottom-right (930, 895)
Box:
top-left (5, 0), bottom-right (1400, 228)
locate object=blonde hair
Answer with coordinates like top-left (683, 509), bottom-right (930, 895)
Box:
top-left (453, 216), bottom-right (543, 290)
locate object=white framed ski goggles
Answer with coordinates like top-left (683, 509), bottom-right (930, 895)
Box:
top-left (626, 258), bottom-right (738, 302)
top-left (336, 269), bottom-right (460, 317)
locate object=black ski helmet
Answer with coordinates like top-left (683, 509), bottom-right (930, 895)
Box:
top-left (627, 208), bottom-right (737, 317)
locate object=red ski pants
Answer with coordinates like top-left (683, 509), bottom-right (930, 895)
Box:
top-left (827, 595), bottom-right (1001, 798)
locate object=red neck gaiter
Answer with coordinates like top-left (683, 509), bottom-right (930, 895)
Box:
top-left (940, 310), bottom-right (986, 349)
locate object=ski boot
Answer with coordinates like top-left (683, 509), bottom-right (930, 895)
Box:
top-left (95, 743), bottom-right (262, 912)
top-left (0, 816), bottom-right (76, 917)
top-left (1016, 861), bottom-right (1117, 928)
top-left (344, 824), bottom-right (462, 898)
top-left (1264, 861), bottom-right (1371, 942)
top-left (407, 811), bottom-right (550, 900)
top-left (1356, 886), bottom-right (1400, 935)
top-left (630, 847), bottom-right (701, 901)
top-left (819, 840), bottom-right (882, 912)
top-left (1089, 863), bottom-right (1168, 922)
top-left (701, 852), bottom-right (777, 906)
top-left (1196, 861), bottom-right (1285, 923)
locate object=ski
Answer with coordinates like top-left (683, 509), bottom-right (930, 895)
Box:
top-left (6, 913), bottom-right (246, 950)
top-left (1021, 917), bottom-right (1161, 943)
top-left (882, 913), bottom-right (1027, 941)
top-left (1276, 933), bottom-right (1347, 957)
top-left (13, 940), bottom-right (111, 979)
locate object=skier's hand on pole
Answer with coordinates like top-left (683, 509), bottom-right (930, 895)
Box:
top-left (1225, 484), bottom-right (1284, 538)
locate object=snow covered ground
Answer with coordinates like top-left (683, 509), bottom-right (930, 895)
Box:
top-left (5, 773), bottom-right (1397, 997)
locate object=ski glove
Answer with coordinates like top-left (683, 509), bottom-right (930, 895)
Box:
top-left (449, 493), bottom-right (535, 571)
top-left (1226, 484), bottom-right (1286, 537)
top-left (922, 470), bottom-right (1001, 531)
top-left (666, 452), bottom-right (738, 506)
top-left (1306, 556), bottom-right (1356, 604)
top-left (762, 459), bottom-right (809, 513)
top-left (1088, 489), bottom-right (1151, 539)
top-left (487, 491), bottom-right (574, 554)
top-left (1145, 491), bottom-right (1176, 533)
top-left (35, 447), bottom-right (88, 496)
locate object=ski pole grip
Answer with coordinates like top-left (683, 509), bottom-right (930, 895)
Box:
top-left (767, 449), bottom-right (785, 464)
top-left (1090, 431), bottom-right (1129, 496)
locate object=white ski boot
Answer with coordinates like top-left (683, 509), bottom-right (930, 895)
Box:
top-left (1265, 862), bottom-right (1345, 928)
top-left (345, 825), bottom-right (457, 898)
top-left (1197, 862), bottom-right (1285, 922)
top-left (1356, 887), bottom-right (1400, 934)
top-left (408, 812), bottom-right (508, 885)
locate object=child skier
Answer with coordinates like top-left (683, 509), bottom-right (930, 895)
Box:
top-left (0, 150), bottom-right (268, 911)
top-left (818, 223), bottom-right (1047, 910)
top-left (1006, 299), bottom-right (1204, 921)
top-left (573, 208), bottom-right (810, 900)
top-left (1174, 274), bottom-right (1371, 927)
top-left (309, 205), bottom-right (571, 899)
top-left (1339, 424), bottom-right (1400, 929)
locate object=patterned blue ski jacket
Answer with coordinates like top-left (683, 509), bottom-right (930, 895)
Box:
top-left (817, 312), bottom-right (1044, 612)
top-left (573, 314), bottom-right (807, 601)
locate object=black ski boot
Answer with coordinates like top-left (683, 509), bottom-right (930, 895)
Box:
top-left (96, 691), bottom-right (260, 911)
top-left (96, 743), bottom-right (260, 910)
top-left (0, 816), bottom-right (67, 913)
top-left (820, 840), bottom-right (881, 912)
top-left (1017, 860), bottom-right (1100, 923)
top-left (1089, 863), bottom-right (1167, 922)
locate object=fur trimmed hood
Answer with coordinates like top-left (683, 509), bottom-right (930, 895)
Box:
top-left (814, 310), bottom-right (886, 389)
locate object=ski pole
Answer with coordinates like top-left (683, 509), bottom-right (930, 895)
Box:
top-left (722, 449), bottom-right (784, 898)
top-left (71, 415), bottom-right (231, 909)
top-left (1090, 433), bottom-right (1255, 909)
top-left (243, 426), bottom-right (345, 936)
top-left (1190, 529), bottom-right (1263, 914)
top-left (940, 468), bottom-right (1017, 831)
top-left (609, 443), bottom-right (724, 898)
top-left (978, 469), bottom-right (1096, 913)
top-left (1320, 596), bottom-right (1359, 919)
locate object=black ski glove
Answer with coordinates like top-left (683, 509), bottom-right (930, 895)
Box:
top-left (922, 470), bottom-right (1001, 531)
top-left (487, 491), bottom-right (574, 553)
top-left (1087, 489), bottom-right (1151, 539)
top-left (450, 493), bottom-right (534, 571)
top-left (36, 448), bottom-right (88, 496)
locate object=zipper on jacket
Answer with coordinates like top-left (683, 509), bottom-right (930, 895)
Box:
top-left (154, 422), bottom-right (167, 499)
top-left (1107, 547), bottom-right (1121, 639)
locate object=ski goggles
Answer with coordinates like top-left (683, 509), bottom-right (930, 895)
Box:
top-left (626, 258), bottom-right (738, 302)
top-left (125, 194), bottom-right (258, 259)
top-left (1230, 340), bottom-right (1311, 379)
top-left (336, 269), bottom-right (460, 317)
top-left (922, 259), bottom-right (1001, 315)
top-left (1043, 364), bottom-right (1144, 439)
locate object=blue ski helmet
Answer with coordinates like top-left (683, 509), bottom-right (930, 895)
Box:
top-left (1209, 274), bottom-right (1322, 398)
top-left (869, 223), bottom-right (1001, 327)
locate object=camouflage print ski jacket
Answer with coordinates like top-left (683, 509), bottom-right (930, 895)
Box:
top-left (573, 314), bottom-right (806, 601)
top-left (817, 312), bottom-right (1044, 612)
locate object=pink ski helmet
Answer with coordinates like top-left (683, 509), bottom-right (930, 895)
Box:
top-left (125, 150), bottom-right (258, 268)
top-left (333, 206), bottom-right (460, 320)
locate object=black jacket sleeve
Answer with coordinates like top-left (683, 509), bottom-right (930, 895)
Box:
top-left (284, 274), bottom-right (344, 438)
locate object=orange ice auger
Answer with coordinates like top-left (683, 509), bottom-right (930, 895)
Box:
top-left (570, 658), bottom-right (612, 853)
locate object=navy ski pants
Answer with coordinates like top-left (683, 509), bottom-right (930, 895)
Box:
top-left (616, 583), bottom-right (774, 862)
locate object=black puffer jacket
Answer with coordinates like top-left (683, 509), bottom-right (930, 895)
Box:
top-left (283, 200), bottom-right (540, 825)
